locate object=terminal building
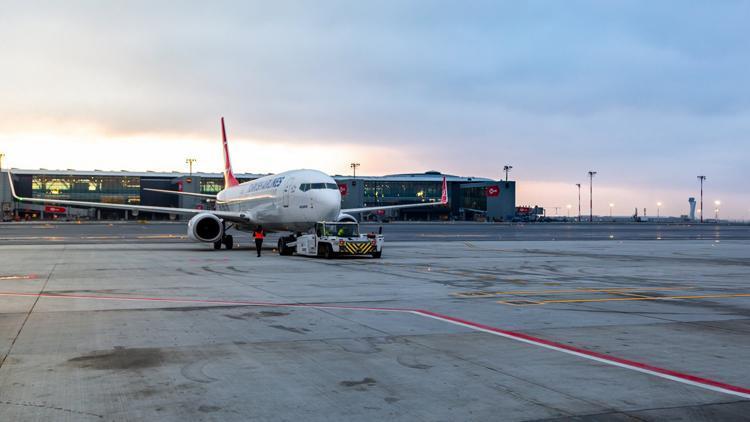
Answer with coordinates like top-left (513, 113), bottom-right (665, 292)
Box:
top-left (0, 169), bottom-right (516, 222)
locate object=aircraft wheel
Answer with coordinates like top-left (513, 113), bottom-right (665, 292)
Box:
top-left (278, 237), bottom-right (291, 255)
top-left (278, 238), bottom-right (289, 255)
top-left (372, 251), bottom-right (382, 259)
top-left (213, 240), bottom-right (222, 250)
top-left (223, 235), bottom-right (234, 250)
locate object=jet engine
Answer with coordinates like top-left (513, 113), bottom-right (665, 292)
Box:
top-left (336, 213), bottom-right (358, 223)
top-left (187, 213), bottom-right (224, 243)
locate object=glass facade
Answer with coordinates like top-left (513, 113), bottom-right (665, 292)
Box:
top-left (363, 181), bottom-right (441, 205)
top-left (461, 186), bottom-right (487, 211)
top-left (200, 178), bottom-right (225, 194)
top-left (200, 177), bottom-right (255, 194)
top-left (32, 175), bottom-right (140, 204)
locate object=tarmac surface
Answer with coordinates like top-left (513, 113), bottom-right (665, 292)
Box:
top-left (0, 223), bottom-right (749, 421)
top-left (1, 221), bottom-right (749, 245)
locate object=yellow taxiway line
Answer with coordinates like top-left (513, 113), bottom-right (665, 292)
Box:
top-left (498, 293), bottom-right (750, 306)
top-left (454, 286), bottom-right (695, 298)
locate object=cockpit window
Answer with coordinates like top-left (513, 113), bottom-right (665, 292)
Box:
top-left (300, 182), bottom-right (339, 191)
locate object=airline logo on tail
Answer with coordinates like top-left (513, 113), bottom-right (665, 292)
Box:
top-left (221, 117), bottom-right (240, 188)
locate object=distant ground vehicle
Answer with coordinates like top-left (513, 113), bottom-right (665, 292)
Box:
top-left (277, 221), bottom-right (384, 258)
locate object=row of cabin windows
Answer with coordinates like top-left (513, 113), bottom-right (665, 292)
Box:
top-left (299, 183), bottom-right (338, 192)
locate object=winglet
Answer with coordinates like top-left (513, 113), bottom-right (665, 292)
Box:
top-left (440, 176), bottom-right (448, 204)
top-left (221, 117), bottom-right (240, 188)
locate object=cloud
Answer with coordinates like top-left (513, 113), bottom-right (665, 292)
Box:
top-left (0, 1), bottom-right (748, 216)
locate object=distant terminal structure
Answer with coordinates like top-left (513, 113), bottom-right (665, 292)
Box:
top-left (336, 171), bottom-right (515, 221)
top-left (0, 169), bottom-right (517, 222)
top-left (688, 197), bottom-right (697, 221)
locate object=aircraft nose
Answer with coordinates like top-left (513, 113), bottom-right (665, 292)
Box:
top-left (316, 190), bottom-right (341, 220)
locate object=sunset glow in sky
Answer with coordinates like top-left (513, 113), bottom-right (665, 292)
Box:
top-left (1, 1), bottom-right (748, 218)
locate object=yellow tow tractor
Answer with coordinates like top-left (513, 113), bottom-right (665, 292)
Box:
top-left (277, 221), bottom-right (383, 259)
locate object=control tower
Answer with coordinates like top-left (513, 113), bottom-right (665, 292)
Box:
top-left (688, 197), bottom-right (696, 220)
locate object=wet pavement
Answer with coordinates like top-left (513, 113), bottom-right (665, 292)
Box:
top-left (0, 227), bottom-right (748, 420)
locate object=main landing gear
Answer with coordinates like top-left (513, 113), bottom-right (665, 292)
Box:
top-left (213, 222), bottom-right (234, 250)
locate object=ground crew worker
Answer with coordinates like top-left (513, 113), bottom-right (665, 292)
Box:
top-left (253, 225), bottom-right (265, 257)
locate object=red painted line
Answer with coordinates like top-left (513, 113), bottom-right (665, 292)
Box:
top-left (414, 309), bottom-right (750, 398)
top-left (0, 291), bottom-right (748, 398)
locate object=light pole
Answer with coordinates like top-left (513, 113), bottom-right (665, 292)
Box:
top-left (656, 202), bottom-right (662, 221)
top-left (576, 183), bottom-right (581, 223)
top-left (697, 176), bottom-right (706, 223)
top-left (566, 204), bottom-right (572, 218)
top-left (609, 203), bottom-right (614, 219)
top-left (503, 165), bottom-right (513, 182)
top-left (714, 200), bottom-right (721, 221)
top-left (588, 171), bottom-right (597, 222)
top-left (350, 162), bottom-right (360, 179)
top-left (185, 158), bottom-right (197, 176)
top-left (0, 152), bottom-right (5, 171)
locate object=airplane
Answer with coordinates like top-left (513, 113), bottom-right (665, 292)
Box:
top-left (6, 118), bottom-right (449, 250)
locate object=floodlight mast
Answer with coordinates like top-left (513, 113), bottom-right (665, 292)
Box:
top-left (350, 162), bottom-right (360, 178)
top-left (503, 165), bottom-right (513, 182)
top-left (697, 176), bottom-right (706, 223)
top-left (186, 158), bottom-right (197, 176)
top-left (588, 171), bottom-right (597, 222)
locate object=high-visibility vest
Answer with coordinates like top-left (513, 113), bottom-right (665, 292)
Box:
top-left (254, 230), bottom-right (265, 240)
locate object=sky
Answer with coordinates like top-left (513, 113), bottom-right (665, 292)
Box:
top-left (0, 1), bottom-right (748, 219)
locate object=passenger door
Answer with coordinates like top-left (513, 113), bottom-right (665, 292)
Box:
top-left (282, 178), bottom-right (293, 208)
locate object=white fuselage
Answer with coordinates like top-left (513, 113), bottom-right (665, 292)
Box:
top-left (215, 169), bottom-right (341, 232)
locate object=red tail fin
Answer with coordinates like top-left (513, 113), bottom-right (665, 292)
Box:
top-left (440, 176), bottom-right (448, 204)
top-left (221, 117), bottom-right (240, 188)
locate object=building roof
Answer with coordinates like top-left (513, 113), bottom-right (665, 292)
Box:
top-left (333, 171), bottom-right (495, 183)
top-left (11, 169), bottom-right (499, 183)
top-left (10, 169), bottom-right (266, 178)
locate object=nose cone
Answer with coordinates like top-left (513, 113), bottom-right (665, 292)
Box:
top-left (315, 189), bottom-right (341, 221)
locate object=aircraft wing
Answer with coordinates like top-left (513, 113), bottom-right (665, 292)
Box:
top-left (342, 176), bottom-right (449, 214)
top-left (143, 188), bottom-right (217, 199)
top-left (342, 201), bottom-right (448, 214)
top-left (5, 171), bottom-right (249, 223)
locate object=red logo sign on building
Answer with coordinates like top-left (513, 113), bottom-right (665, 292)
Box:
top-left (486, 185), bottom-right (500, 197)
top-left (338, 184), bottom-right (348, 196)
top-left (516, 206), bottom-right (531, 215)
top-left (44, 206), bottom-right (67, 213)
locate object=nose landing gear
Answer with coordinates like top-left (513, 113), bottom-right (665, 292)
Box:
top-left (278, 234), bottom-right (296, 255)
